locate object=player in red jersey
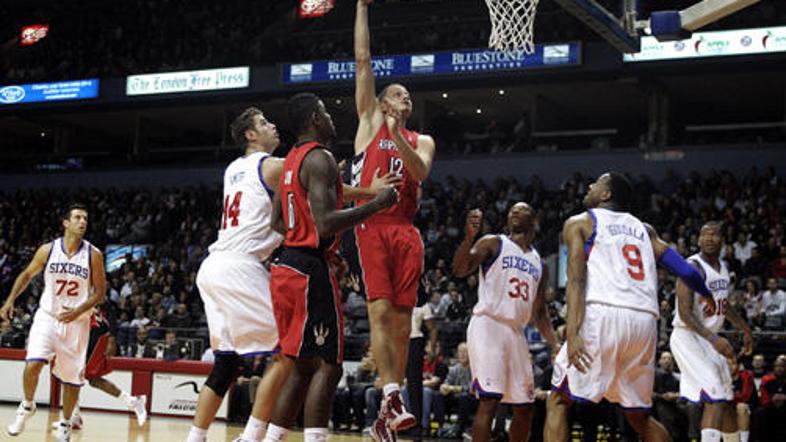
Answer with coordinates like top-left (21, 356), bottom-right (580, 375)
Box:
top-left (354, 1), bottom-right (437, 439)
top-left (261, 92), bottom-right (397, 442)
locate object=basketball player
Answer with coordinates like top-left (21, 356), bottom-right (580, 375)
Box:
top-left (0, 204), bottom-right (106, 442)
top-left (544, 173), bottom-right (718, 442)
top-left (452, 204), bottom-right (559, 442)
top-left (261, 92), bottom-right (397, 442)
top-left (671, 222), bottom-right (753, 442)
top-left (354, 1), bottom-right (437, 438)
top-left (187, 106), bottom-right (399, 442)
top-left (57, 303), bottom-right (147, 430)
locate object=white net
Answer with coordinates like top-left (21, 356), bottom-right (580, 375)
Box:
top-left (485, 0), bottom-right (540, 54)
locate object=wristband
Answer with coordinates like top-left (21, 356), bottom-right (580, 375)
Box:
top-left (710, 334), bottom-right (719, 344)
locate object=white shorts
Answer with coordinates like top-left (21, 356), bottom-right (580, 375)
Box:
top-left (26, 309), bottom-right (90, 386)
top-left (197, 251), bottom-right (279, 356)
top-left (467, 314), bottom-right (534, 405)
top-left (551, 303), bottom-right (657, 409)
top-left (670, 327), bottom-right (733, 403)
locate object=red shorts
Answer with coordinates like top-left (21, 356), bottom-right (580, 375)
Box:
top-left (355, 221), bottom-right (424, 307)
top-left (271, 247), bottom-right (344, 364)
top-left (85, 333), bottom-right (112, 380)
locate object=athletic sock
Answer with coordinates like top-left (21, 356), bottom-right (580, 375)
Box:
top-left (186, 426), bottom-right (208, 442)
top-left (21, 400), bottom-right (34, 411)
top-left (120, 391), bottom-right (135, 407)
top-left (241, 416), bottom-right (268, 441)
top-left (721, 432), bottom-right (740, 442)
top-left (739, 431), bottom-right (749, 442)
top-left (382, 383), bottom-right (399, 398)
top-left (303, 427), bottom-right (329, 442)
top-left (701, 428), bottom-right (722, 442)
top-left (263, 424), bottom-right (289, 442)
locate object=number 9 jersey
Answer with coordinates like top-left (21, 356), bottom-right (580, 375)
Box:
top-left (584, 208), bottom-right (658, 316)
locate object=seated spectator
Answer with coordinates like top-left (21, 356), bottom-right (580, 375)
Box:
top-left (434, 342), bottom-right (476, 438)
top-left (127, 327), bottom-right (155, 358)
top-left (755, 355), bottom-right (786, 440)
top-left (163, 303), bottom-right (193, 329)
top-left (653, 351), bottom-right (690, 441)
top-left (772, 246), bottom-right (786, 279)
top-left (742, 280), bottom-right (764, 328)
top-left (0, 321), bottom-right (23, 348)
top-left (402, 340), bottom-right (448, 435)
top-left (752, 354), bottom-right (768, 390)
top-left (733, 361), bottom-right (758, 442)
top-left (153, 329), bottom-right (189, 360)
top-left (129, 306), bottom-right (151, 329)
top-left (761, 278), bottom-right (786, 329)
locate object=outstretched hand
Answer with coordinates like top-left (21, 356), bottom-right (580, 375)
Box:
top-left (369, 167), bottom-right (403, 194)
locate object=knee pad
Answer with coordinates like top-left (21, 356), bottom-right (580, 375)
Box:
top-left (204, 353), bottom-right (240, 397)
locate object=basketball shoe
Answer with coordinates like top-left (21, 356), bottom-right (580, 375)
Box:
top-left (381, 390), bottom-right (416, 432)
top-left (6, 401), bottom-right (36, 436)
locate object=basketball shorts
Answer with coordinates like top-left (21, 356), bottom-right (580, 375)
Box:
top-left (468, 314), bottom-right (534, 405)
top-left (271, 247), bottom-right (344, 364)
top-left (670, 327), bottom-right (734, 403)
top-left (551, 303), bottom-right (657, 409)
top-left (26, 309), bottom-right (90, 386)
top-left (197, 251), bottom-right (279, 356)
top-left (355, 221), bottom-right (423, 307)
top-left (84, 329), bottom-right (113, 380)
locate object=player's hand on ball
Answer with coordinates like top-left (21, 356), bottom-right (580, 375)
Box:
top-left (373, 186), bottom-right (398, 209)
top-left (465, 209), bottom-right (482, 239)
top-left (712, 335), bottom-right (735, 360)
top-left (567, 334), bottom-right (593, 373)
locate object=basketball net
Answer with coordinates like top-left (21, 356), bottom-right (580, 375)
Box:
top-left (485, 0), bottom-right (540, 55)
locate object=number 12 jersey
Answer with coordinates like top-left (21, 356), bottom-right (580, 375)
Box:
top-left (584, 208), bottom-right (658, 316)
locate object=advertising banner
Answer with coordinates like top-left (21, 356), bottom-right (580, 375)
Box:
top-left (126, 67), bottom-right (250, 96)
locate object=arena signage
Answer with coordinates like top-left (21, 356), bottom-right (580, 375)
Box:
top-left (126, 66), bottom-right (250, 96)
top-left (624, 26), bottom-right (786, 62)
top-left (151, 373), bottom-right (228, 418)
top-left (282, 43), bottom-right (581, 84)
top-left (0, 79), bottom-right (99, 105)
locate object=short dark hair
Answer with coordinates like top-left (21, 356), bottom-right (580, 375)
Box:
top-left (286, 93), bottom-right (321, 136)
top-left (62, 203), bottom-right (88, 221)
top-left (230, 107), bottom-right (263, 148)
top-left (701, 220), bottom-right (724, 232)
top-left (607, 172), bottom-right (633, 211)
top-left (377, 83), bottom-right (403, 102)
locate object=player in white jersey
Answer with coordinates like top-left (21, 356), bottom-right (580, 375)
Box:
top-left (0, 204), bottom-right (106, 442)
top-left (670, 222), bottom-right (753, 442)
top-left (545, 173), bottom-right (717, 442)
top-left (452, 203), bottom-right (559, 442)
top-left (188, 107), bottom-right (399, 442)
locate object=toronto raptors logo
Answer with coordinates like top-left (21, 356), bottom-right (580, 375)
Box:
top-left (378, 139), bottom-right (398, 151)
top-left (314, 323), bottom-right (329, 346)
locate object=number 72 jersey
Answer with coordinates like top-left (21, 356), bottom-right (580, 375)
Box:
top-left (584, 208), bottom-right (659, 316)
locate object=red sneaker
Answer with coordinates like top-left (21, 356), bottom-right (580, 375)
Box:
top-left (382, 390), bottom-right (417, 432)
top-left (370, 415), bottom-right (397, 442)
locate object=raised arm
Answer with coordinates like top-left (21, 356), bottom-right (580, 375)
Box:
top-left (0, 243), bottom-right (51, 321)
top-left (451, 209), bottom-right (497, 277)
top-left (387, 118), bottom-right (435, 182)
top-left (355, 0), bottom-right (378, 121)
top-left (302, 148), bottom-right (396, 237)
top-left (532, 264), bottom-right (559, 351)
top-left (563, 213), bottom-right (594, 373)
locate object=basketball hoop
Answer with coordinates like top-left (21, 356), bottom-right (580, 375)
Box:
top-left (485, 0), bottom-right (540, 55)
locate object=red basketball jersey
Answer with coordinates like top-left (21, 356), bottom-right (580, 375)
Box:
top-left (280, 141), bottom-right (343, 250)
top-left (355, 125), bottom-right (420, 222)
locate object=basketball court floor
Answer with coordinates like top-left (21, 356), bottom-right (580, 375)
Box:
top-left (0, 405), bottom-right (373, 441)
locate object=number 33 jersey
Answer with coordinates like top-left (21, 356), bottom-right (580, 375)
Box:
top-left (475, 235), bottom-right (542, 328)
top-left (209, 151), bottom-right (283, 261)
top-left (584, 208), bottom-right (658, 316)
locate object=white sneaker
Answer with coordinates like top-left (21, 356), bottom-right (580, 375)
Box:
top-left (56, 421), bottom-right (72, 442)
top-left (51, 413), bottom-right (83, 431)
top-left (131, 395), bottom-right (148, 426)
top-left (6, 402), bottom-right (36, 436)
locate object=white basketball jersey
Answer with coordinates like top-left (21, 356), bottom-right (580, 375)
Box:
top-left (673, 254), bottom-right (730, 333)
top-left (475, 235), bottom-right (542, 328)
top-left (42, 238), bottom-right (93, 316)
top-left (209, 152), bottom-right (283, 260)
top-left (585, 208), bottom-right (658, 316)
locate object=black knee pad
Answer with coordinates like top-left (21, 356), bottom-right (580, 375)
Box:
top-left (204, 353), bottom-right (240, 397)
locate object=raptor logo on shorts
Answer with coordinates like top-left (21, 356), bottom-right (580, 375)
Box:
top-left (314, 323), bottom-right (329, 346)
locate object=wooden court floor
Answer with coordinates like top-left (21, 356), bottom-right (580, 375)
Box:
top-left (0, 405), bottom-right (375, 441)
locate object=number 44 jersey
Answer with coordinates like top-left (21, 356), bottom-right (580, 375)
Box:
top-left (584, 208), bottom-right (658, 316)
top-left (209, 151), bottom-right (283, 261)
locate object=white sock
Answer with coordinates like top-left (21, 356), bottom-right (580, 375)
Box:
top-left (241, 416), bottom-right (268, 441)
top-left (701, 428), bottom-right (722, 442)
top-left (72, 406), bottom-right (80, 417)
top-left (721, 432), bottom-right (740, 442)
top-left (263, 424), bottom-right (289, 442)
top-left (21, 400), bottom-right (35, 410)
top-left (382, 383), bottom-right (399, 398)
top-left (120, 391), bottom-right (135, 407)
top-left (303, 427), bottom-right (329, 442)
top-left (186, 426), bottom-right (208, 442)
top-left (739, 431), bottom-right (749, 442)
